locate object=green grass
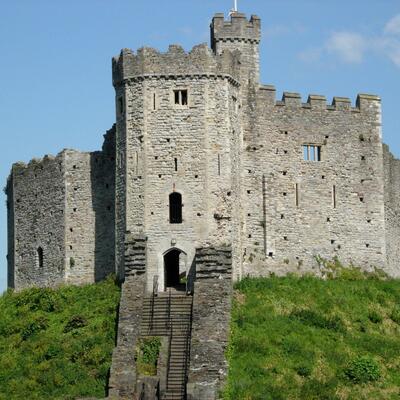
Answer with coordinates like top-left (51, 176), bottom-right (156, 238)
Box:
top-left (0, 276), bottom-right (120, 400)
top-left (224, 274), bottom-right (400, 400)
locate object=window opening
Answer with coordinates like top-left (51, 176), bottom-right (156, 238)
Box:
top-left (295, 183), bottom-right (299, 207)
top-left (174, 90), bottom-right (188, 106)
top-left (303, 144), bottom-right (321, 161)
top-left (153, 93), bottom-right (156, 110)
top-left (333, 185), bottom-right (336, 208)
top-left (218, 154), bottom-right (221, 176)
top-left (174, 158), bottom-right (178, 172)
top-left (169, 192), bottom-right (182, 224)
top-left (37, 247), bottom-right (44, 268)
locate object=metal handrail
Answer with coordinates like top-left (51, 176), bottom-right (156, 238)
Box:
top-left (183, 297), bottom-right (194, 397)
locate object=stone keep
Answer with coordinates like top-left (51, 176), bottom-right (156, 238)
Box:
top-left (6, 11), bottom-right (400, 291)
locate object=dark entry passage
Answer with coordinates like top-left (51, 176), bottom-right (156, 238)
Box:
top-left (164, 249), bottom-right (180, 287)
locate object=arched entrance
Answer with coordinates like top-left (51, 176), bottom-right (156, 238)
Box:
top-left (164, 248), bottom-right (185, 289)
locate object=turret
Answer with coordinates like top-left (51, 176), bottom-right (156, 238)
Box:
top-left (211, 12), bottom-right (261, 85)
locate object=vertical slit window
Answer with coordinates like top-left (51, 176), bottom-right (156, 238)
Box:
top-left (37, 247), bottom-right (44, 268)
top-left (174, 158), bottom-right (178, 172)
top-left (295, 183), bottom-right (299, 207)
top-left (153, 93), bottom-right (156, 110)
top-left (218, 154), bottom-right (221, 176)
top-left (169, 192), bottom-right (182, 224)
top-left (333, 185), bottom-right (336, 208)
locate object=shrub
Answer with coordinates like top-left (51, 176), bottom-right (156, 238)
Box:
top-left (390, 306), bottom-right (400, 324)
top-left (368, 310), bottom-right (383, 324)
top-left (21, 316), bottom-right (48, 340)
top-left (15, 288), bottom-right (59, 312)
top-left (63, 315), bottom-right (87, 333)
top-left (295, 364), bottom-right (312, 377)
top-left (136, 337), bottom-right (162, 376)
top-left (344, 356), bottom-right (381, 383)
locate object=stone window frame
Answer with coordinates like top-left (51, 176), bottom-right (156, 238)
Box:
top-left (172, 88), bottom-right (189, 108)
top-left (302, 144), bottom-right (322, 162)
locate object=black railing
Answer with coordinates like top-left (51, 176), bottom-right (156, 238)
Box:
top-left (183, 297), bottom-right (194, 398)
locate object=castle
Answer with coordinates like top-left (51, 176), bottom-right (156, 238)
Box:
top-left (5, 9), bottom-right (400, 399)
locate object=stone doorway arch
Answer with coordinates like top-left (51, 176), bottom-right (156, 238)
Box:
top-left (163, 248), bottom-right (187, 290)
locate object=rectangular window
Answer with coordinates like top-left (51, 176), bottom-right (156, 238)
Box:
top-left (174, 89), bottom-right (188, 106)
top-left (303, 144), bottom-right (321, 161)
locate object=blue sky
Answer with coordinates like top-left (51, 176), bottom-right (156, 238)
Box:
top-left (1, 0), bottom-right (399, 293)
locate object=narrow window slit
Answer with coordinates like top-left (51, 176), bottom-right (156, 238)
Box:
top-left (332, 185), bottom-right (336, 208)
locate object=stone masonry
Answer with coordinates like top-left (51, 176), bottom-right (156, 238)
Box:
top-left (7, 10), bottom-right (400, 291)
top-left (5, 7), bottom-right (400, 398)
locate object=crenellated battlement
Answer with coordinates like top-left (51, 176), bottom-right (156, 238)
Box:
top-left (112, 43), bottom-right (241, 86)
top-left (211, 12), bottom-right (261, 47)
top-left (259, 85), bottom-right (381, 113)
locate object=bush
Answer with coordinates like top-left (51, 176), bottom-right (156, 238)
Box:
top-left (295, 364), bottom-right (312, 377)
top-left (368, 310), bottom-right (383, 324)
top-left (63, 315), bottom-right (87, 333)
top-left (390, 306), bottom-right (400, 324)
top-left (344, 356), bottom-right (381, 383)
top-left (21, 316), bottom-right (48, 340)
top-left (136, 337), bottom-right (162, 376)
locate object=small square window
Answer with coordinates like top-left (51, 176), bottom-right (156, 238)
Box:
top-left (174, 89), bottom-right (188, 106)
top-left (303, 144), bottom-right (321, 161)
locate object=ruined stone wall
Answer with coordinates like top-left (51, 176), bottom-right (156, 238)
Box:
top-left (243, 89), bottom-right (387, 276)
top-left (383, 144), bottom-right (400, 277)
top-left (109, 234), bottom-right (147, 398)
top-left (8, 155), bottom-right (66, 289)
top-left (187, 246), bottom-right (232, 400)
top-left (64, 128), bottom-right (115, 285)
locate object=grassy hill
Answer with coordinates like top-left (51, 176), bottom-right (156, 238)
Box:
top-left (223, 270), bottom-right (400, 400)
top-left (0, 276), bottom-right (120, 400)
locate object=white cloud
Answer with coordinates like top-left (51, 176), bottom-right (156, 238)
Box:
top-left (326, 32), bottom-right (366, 63)
top-left (375, 37), bottom-right (400, 67)
top-left (385, 14), bottom-right (400, 35)
top-left (297, 14), bottom-right (400, 68)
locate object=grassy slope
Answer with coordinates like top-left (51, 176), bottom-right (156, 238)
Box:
top-left (224, 275), bottom-right (400, 400)
top-left (0, 276), bottom-right (120, 400)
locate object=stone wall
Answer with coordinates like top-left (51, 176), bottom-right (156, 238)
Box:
top-left (383, 144), bottom-right (400, 277)
top-left (108, 234), bottom-right (147, 399)
top-left (64, 127), bottom-right (116, 285)
top-left (243, 89), bottom-right (387, 276)
top-left (187, 246), bottom-right (232, 400)
top-left (8, 155), bottom-right (66, 289)
top-left (113, 57), bottom-right (241, 290)
top-left (7, 127), bottom-right (116, 290)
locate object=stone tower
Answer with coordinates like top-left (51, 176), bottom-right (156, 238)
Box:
top-left (111, 34), bottom-right (246, 289)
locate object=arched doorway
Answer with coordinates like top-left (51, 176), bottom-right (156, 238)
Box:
top-left (164, 248), bottom-right (185, 289)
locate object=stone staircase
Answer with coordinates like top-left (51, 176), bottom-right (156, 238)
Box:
top-left (140, 289), bottom-right (193, 400)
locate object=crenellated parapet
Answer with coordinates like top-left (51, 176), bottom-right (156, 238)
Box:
top-left (112, 43), bottom-right (241, 86)
top-left (211, 12), bottom-right (261, 47)
top-left (259, 85), bottom-right (381, 113)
